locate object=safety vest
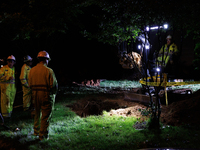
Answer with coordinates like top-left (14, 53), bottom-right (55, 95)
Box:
top-left (157, 43), bottom-right (178, 66)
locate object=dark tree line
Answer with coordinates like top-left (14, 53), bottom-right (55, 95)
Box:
top-left (1, 0), bottom-right (200, 48)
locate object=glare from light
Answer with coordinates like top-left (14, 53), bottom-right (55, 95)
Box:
top-left (145, 45), bottom-right (150, 49)
top-left (156, 68), bottom-right (160, 72)
top-left (150, 26), bottom-right (159, 30)
top-left (138, 35), bottom-right (146, 43)
top-left (164, 24), bottom-right (168, 29)
top-left (146, 24), bottom-right (168, 31)
top-left (146, 26), bottom-right (149, 31)
top-left (138, 45), bottom-right (141, 50)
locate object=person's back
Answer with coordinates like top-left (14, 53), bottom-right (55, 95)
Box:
top-left (28, 51), bottom-right (58, 141)
top-left (30, 64), bottom-right (49, 88)
top-left (29, 63), bottom-right (57, 92)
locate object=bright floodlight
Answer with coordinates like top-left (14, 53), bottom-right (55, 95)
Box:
top-left (150, 26), bottom-right (159, 30)
top-left (146, 27), bottom-right (150, 31)
top-left (138, 45), bottom-right (141, 50)
top-left (156, 67), bottom-right (160, 72)
top-left (164, 24), bottom-right (168, 29)
top-left (146, 24), bottom-right (168, 31)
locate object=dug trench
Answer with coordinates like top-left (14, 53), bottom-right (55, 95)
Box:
top-left (65, 89), bottom-right (200, 128)
top-left (66, 93), bottom-right (148, 119)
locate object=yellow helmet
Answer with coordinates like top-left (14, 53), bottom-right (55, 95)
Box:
top-left (37, 51), bottom-right (51, 60)
top-left (7, 55), bottom-right (16, 61)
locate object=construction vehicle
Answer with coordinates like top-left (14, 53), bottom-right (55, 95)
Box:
top-left (118, 25), bottom-right (198, 106)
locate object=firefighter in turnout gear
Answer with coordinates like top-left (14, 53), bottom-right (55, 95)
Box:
top-left (28, 51), bottom-right (58, 140)
top-left (20, 55), bottom-right (33, 111)
top-left (0, 55), bottom-right (16, 118)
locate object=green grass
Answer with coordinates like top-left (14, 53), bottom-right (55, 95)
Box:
top-left (171, 84), bottom-right (200, 92)
top-left (100, 80), bottom-right (200, 93)
top-left (1, 99), bottom-right (200, 150)
top-left (1, 80), bottom-right (200, 149)
top-left (100, 80), bottom-right (142, 89)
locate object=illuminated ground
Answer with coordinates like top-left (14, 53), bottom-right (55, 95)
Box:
top-left (64, 82), bottom-right (200, 127)
top-left (1, 81), bottom-right (200, 149)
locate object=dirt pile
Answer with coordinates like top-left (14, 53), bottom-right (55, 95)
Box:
top-left (161, 89), bottom-right (200, 126)
top-left (109, 106), bottom-right (146, 118)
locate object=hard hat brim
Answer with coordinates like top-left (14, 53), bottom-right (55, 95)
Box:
top-left (7, 59), bottom-right (16, 61)
top-left (37, 56), bottom-right (51, 61)
top-left (24, 58), bottom-right (33, 62)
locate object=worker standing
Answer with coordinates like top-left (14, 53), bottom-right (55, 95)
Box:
top-left (28, 51), bottom-right (58, 140)
top-left (0, 55), bottom-right (16, 118)
top-left (20, 55), bottom-right (33, 111)
top-left (157, 35), bottom-right (179, 68)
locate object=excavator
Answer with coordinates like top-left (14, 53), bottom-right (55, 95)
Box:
top-left (118, 32), bottom-right (197, 106)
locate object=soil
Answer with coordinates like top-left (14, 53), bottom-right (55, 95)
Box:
top-left (67, 89), bottom-right (200, 127)
top-left (67, 93), bottom-right (147, 119)
top-left (160, 89), bottom-right (200, 126)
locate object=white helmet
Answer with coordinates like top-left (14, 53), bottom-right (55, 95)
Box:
top-left (166, 35), bottom-right (172, 39)
top-left (24, 55), bottom-right (33, 62)
top-left (7, 55), bottom-right (16, 61)
top-left (37, 50), bottom-right (51, 60)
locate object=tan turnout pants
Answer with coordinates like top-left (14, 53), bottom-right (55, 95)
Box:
top-left (32, 90), bottom-right (55, 139)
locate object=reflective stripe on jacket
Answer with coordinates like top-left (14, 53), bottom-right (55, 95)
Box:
top-left (157, 43), bottom-right (178, 66)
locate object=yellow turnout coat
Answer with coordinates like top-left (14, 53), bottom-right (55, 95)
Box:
top-left (0, 65), bottom-right (16, 117)
top-left (20, 64), bottom-right (32, 111)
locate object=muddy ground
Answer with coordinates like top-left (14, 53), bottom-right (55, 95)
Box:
top-left (66, 88), bottom-right (200, 127)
